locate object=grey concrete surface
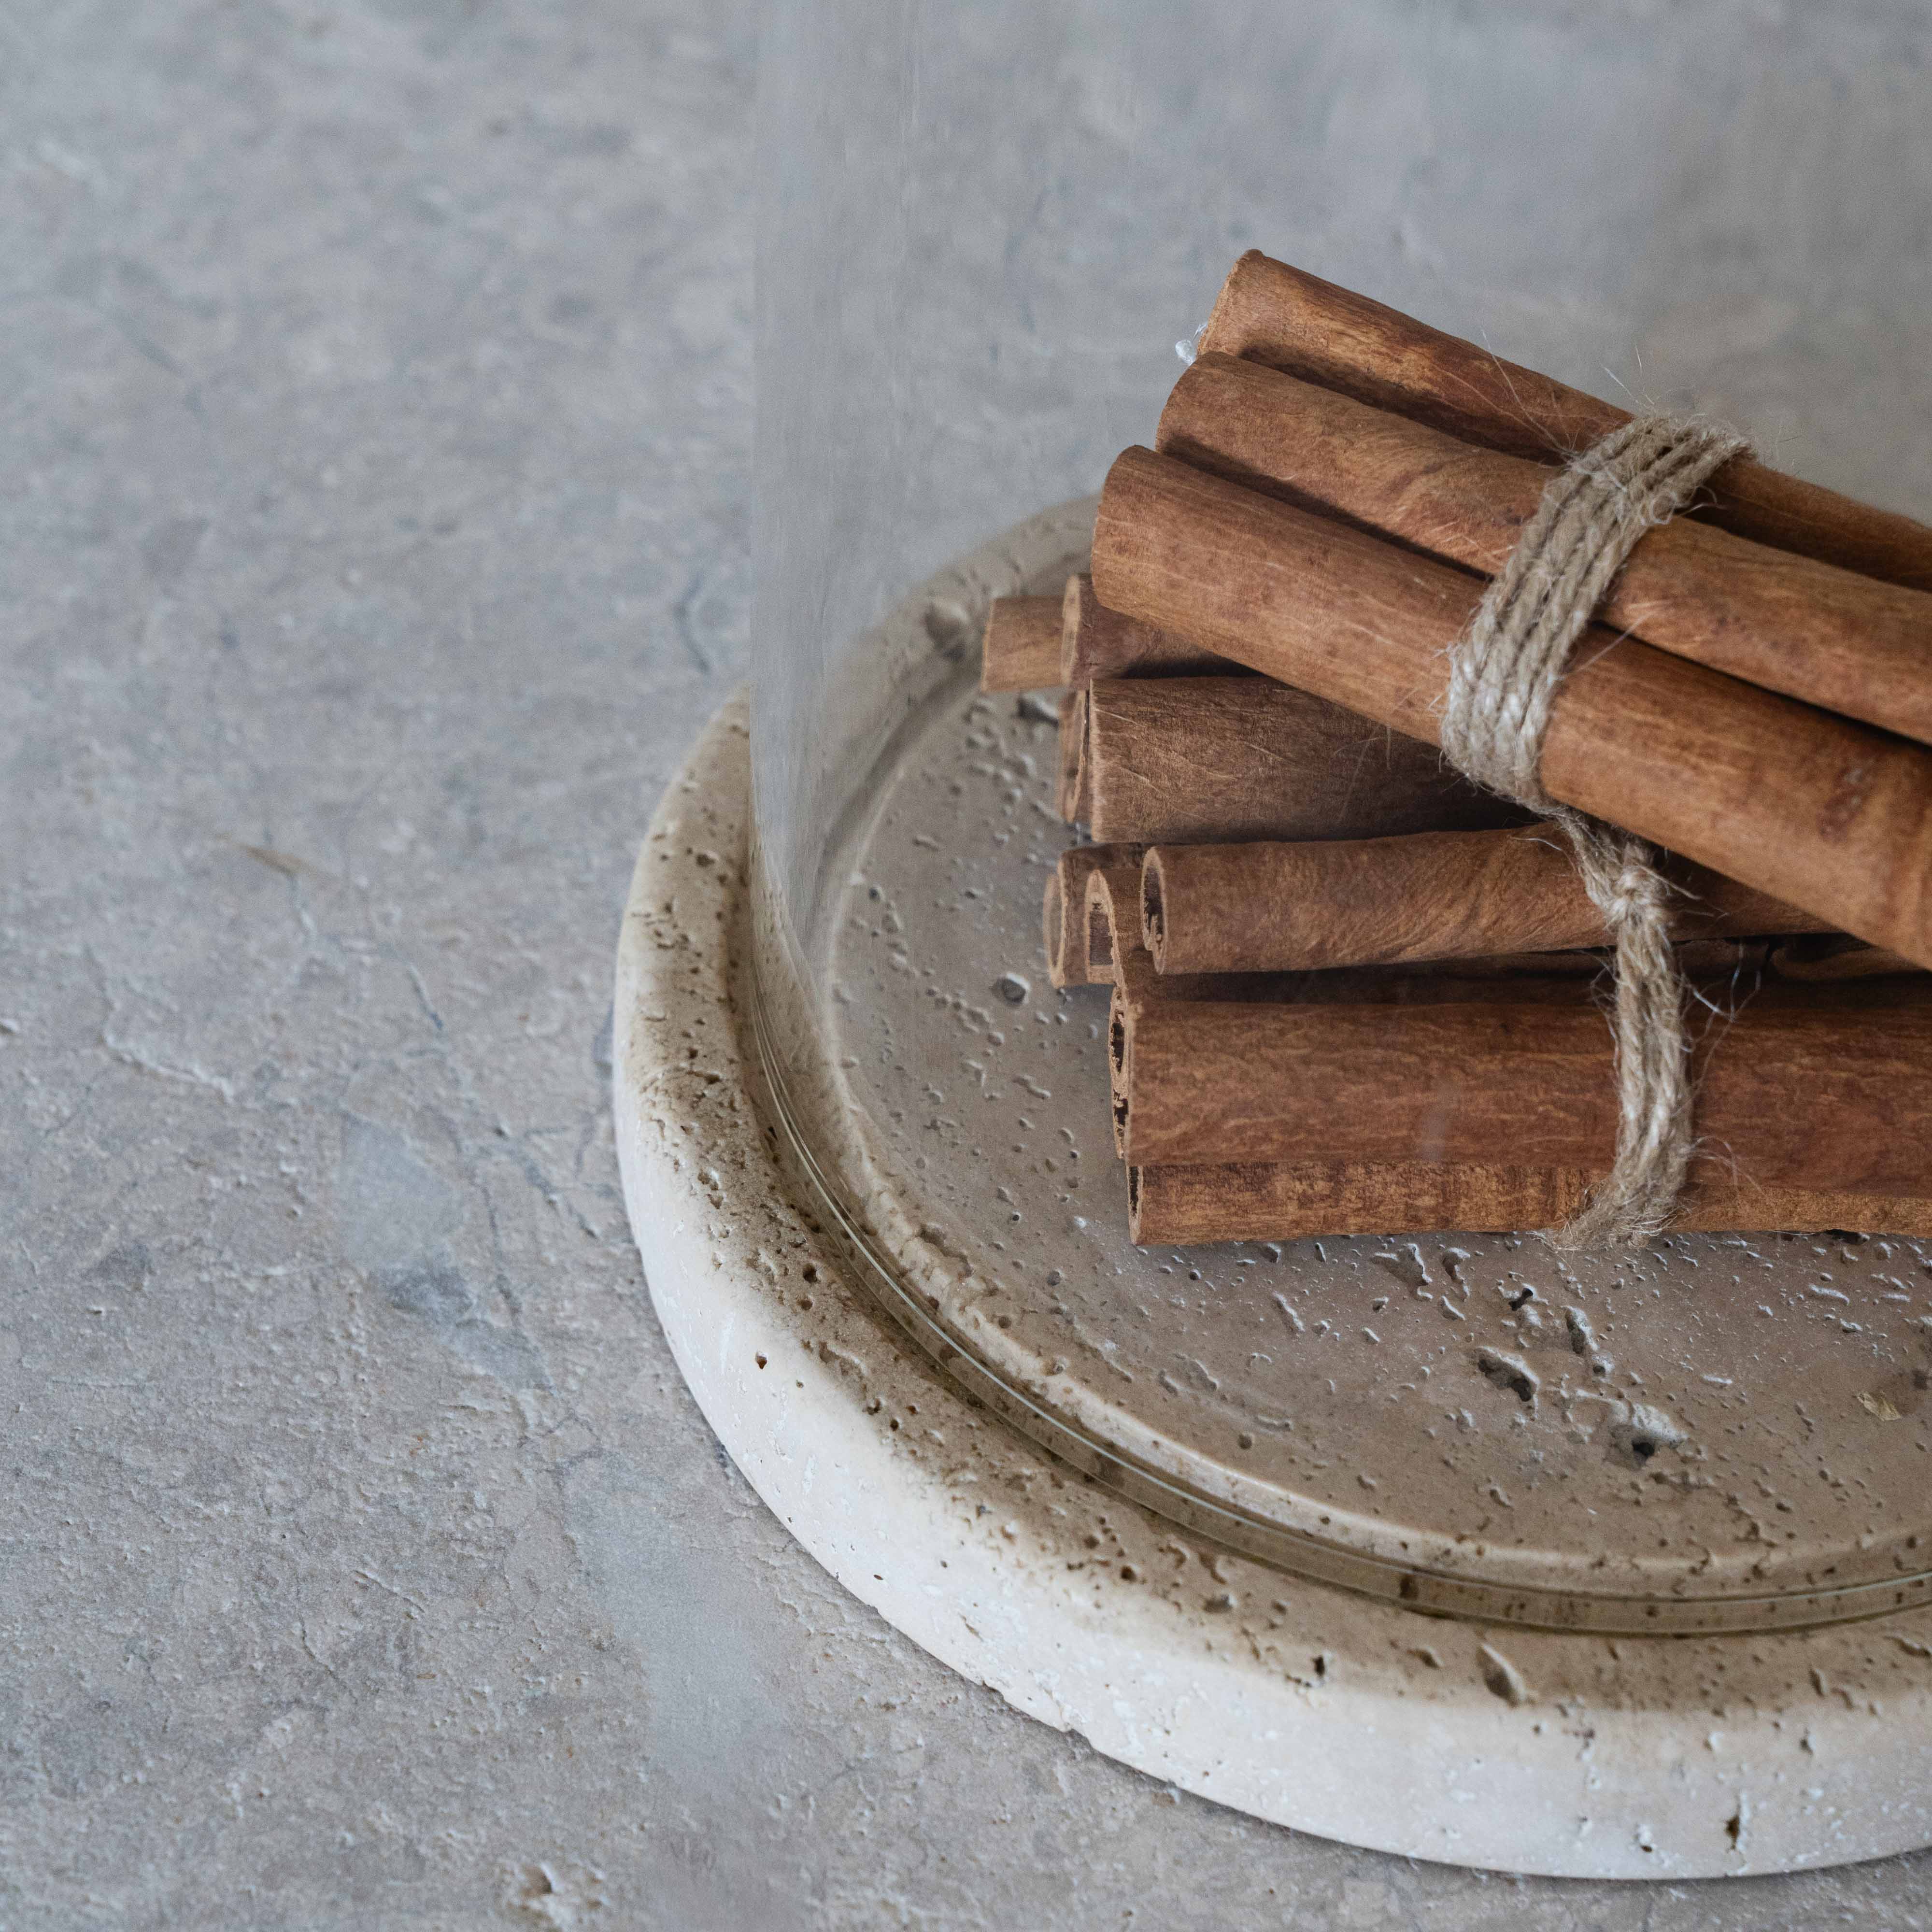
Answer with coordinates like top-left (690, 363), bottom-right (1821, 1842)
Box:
top-left (6, 3), bottom-right (1932, 1928)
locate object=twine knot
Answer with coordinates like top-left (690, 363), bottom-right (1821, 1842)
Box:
top-left (1438, 412), bottom-right (1749, 1248)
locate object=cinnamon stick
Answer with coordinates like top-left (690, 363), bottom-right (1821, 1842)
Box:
top-left (1104, 951), bottom-right (1600, 1160)
top-left (1142, 824), bottom-right (1831, 976)
top-left (1092, 448), bottom-right (1932, 969)
top-left (1078, 855), bottom-right (1145, 985)
top-left (1043, 844), bottom-right (1145, 987)
top-left (1158, 353), bottom-right (1932, 749)
top-left (1198, 252), bottom-right (1932, 593)
top-left (1106, 951), bottom-right (1338, 1155)
top-left (1070, 694), bottom-right (1092, 824)
top-left (1084, 674), bottom-right (1523, 846)
top-left (979, 595), bottom-right (1064, 693)
top-left (1053, 686), bottom-right (1089, 823)
top-left (1126, 1160), bottom-right (1932, 1244)
top-left (1059, 573), bottom-right (1232, 684)
top-left (1115, 974), bottom-right (1932, 1194)
top-left (1768, 936), bottom-right (1926, 982)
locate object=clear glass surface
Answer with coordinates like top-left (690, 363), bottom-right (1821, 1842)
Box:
top-left (750, 0), bottom-right (1932, 1630)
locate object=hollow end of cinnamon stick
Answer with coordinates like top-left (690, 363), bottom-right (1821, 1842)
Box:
top-left (1087, 890), bottom-right (1115, 978)
top-left (1140, 854), bottom-right (1167, 970)
top-left (1045, 845), bottom-right (1148, 985)
top-left (1081, 860), bottom-right (1145, 983)
top-left (1042, 869), bottom-right (1068, 988)
top-left (1060, 571), bottom-right (1234, 684)
top-left (1108, 1006), bottom-right (1131, 1157)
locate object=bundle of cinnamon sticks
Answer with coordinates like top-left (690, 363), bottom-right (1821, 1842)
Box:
top-left (983, 252), bottom-right (1932, 1246)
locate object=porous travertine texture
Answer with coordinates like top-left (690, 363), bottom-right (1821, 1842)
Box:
top-left (621, 696), bottom-right (1932, 1883)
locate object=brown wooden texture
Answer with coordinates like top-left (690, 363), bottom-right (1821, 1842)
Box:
top-left (1059, 573), bottom-right (1232, 684)
top-left (1769, 937), bottom-right (1926, 982)
top-left (1104, 951), bottom-right (1599, 1162)
top-left (979, 595), bottom-right (1064, 692)
top-left (1142, 824), bottom-right (1832, 976)
top-left (1078, 855), bottom-right (1148, 985)
top-left (1053, 685), bottom-right (1089, 823)
top-left (1091, 448), bottom-right (1932, 969)
top-left (1126, 1160), bottom-right (1932, 1244)
top-left (1043, 844), bottom-right (1146, 987)
top-left (1198, 251), bottom-right (1932, 593)
top-left (1084, 673), bottom-right (1522, 846)
top-left (1160, 354), bottom-right (1932, 748)
top-left (1070, 692), bottom-right (1093, 824)
top-left (1115, 975), bottom-right (1932, 1193)
top-left (1107, 950), bottom-right (1325, 1156)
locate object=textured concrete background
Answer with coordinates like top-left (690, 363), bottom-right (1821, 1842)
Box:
top-left (6, 3), bottom-right (1932, 1927)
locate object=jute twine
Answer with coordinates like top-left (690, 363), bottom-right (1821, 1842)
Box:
top-left (1438, 413), bottom-right (1749, 1248)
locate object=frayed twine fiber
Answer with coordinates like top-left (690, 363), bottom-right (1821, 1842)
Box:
top-left (1438, 413), bottom-right (1749, 1248)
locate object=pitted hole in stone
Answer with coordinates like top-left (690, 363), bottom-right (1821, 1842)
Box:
top-left (1476, 1347), bottom-right (1539, 1409)
top-left (1478, 1642), bottom-right (1530, 1706)
top-left (1371, 1243), bottom-right (1431, 1293)
top-left (1726, 1799), bottom-right (1747, 1851)
top-left (798, 636), bottom-right (1932, 1627)
top-left (1606, 1404), bottom-right (1686, 1470)
top-left (994, 972), bottom-right (1030, 1007)
top-left (1505, 1284), bottom-right (1537, 1312)
top-left (1563, 1305), bottom-right (1613, 1377)
top-left (925, 597), bottom-right (972, 655)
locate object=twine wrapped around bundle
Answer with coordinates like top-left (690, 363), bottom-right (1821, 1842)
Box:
top-left (1080, 253), bottom-right (1932, 1246)
top-left (1438, 414), bottom-right (1750, 1247)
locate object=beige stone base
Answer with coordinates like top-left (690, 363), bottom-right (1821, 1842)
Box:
top-left (613, 691), bottom-right (1932, 1879)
